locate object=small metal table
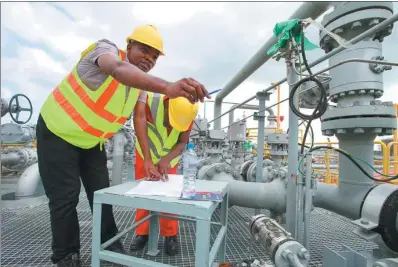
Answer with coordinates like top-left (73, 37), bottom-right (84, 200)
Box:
top-left (91, 180), bottom-right (229, 267)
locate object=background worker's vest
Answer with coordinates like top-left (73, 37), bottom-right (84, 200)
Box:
top-left (136, 93), bottom-right (182, 168)
top-left (40, 42), bottom-right (140, 149)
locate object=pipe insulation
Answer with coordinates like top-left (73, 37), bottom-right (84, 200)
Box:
top-left (213, 1), bottom-right (332, 129)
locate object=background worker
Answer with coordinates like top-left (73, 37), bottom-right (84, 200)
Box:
top-left (131, 92), bottom-right (199, 255)
top-left (36, 24), bottom-right (209, 267)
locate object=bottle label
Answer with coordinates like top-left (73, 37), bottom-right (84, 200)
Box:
top-left (187, 163), bottom-right (197, 168)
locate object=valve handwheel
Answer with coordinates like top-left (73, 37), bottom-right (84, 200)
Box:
top-left (8, 94), bottom-right (33, 124)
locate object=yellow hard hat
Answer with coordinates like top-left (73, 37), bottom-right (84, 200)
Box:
top-left (168, 97), bottom-right (199, 132)
top-left (126, 24), bottom-right (165, 55)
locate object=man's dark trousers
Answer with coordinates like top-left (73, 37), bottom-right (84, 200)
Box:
top-left (36, 114), bottom-right (118, 263)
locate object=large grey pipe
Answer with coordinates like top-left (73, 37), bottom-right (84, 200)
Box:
top-left (15, 163), bottom-right (45, 199)
top-left (313, 134), bottom-right (377, 219)
top-left (111, 131), bottom-right (126, 186)
top-left (213, 1), bottom-right (332, 129)
top-left (210, 173), bottom-right (287, 213)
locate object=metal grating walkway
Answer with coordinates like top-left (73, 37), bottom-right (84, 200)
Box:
top-left (1, 190), bottom-right (378, 267)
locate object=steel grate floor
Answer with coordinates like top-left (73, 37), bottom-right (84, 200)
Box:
top-left (1, 172), bottom-right (377, 267)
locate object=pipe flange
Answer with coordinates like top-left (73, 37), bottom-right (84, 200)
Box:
top-left (320, 2), bottom-right (394, 52)
top-left (2, 148), bottom-right (37, 169)
top-left (198, 163), bottom-right (238, 181)
top-left (321, 102), bottom-right (397, 136)
top-left (330, 88), bottom-right (384, 103)
top-left (274, 241), bottom-right (310, 267)
top-left (247, 161), bottom-right (270, 183)
top-left (240, 160), bottom-right (254, 181)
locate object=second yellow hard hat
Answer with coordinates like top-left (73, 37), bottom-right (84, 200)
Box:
top-left (126, 24), bottom-right (165, 55)
top-left (168, 97), bottom-right (199, 132)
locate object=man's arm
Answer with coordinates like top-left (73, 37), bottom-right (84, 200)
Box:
top-left (162, 130), bottom-right (191, 162)
top-left (133, 94), bottom-right (161, 179)
top-left (98, 53), bottom-right (169, 95)
top-left (97, 53), bottom-right (210, 103)
top-left (133, 97), bottom-right (151, 160)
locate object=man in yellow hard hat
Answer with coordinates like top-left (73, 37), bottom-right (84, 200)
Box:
top-left (131, 93), bottom-right (199, 255)
top-left (36, 24), bottom-right (209, 267)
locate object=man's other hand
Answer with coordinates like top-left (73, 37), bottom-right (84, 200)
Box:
top-left (164, 78), bottom-right (211, 103)
top-left (144, 159), bottom-right (161, 181)
top-left (157, 157), bottom-right (171, 181)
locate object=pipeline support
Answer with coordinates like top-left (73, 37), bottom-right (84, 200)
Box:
top-left (253, 92), bottom-right (271, 215)
top-left (286, 48), bottom-right (300, 236)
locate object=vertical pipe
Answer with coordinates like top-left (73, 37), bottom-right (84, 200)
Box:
top-left (286, 48), bottom-right (300, 235)
top-left (111, 131), bottom-right (125, 186)
top-left (277, 84), bottom-right (281, 132)
top-left (304, 153), bottom-right (312, 250)
top-left (255, 92), bottom-right (267, 215)
top-left (294, 168), bottom-right (304, 243)
top-left (336, 133), bottom-right (375, 218)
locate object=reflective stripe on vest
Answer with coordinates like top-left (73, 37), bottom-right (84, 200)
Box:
top-left (136, 93), bottom-right (181, 168)
top-left (40, 42), bottom-right (140, 149)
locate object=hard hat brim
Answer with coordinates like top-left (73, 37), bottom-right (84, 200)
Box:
top-left (126, 38), bottom-right (165, 56)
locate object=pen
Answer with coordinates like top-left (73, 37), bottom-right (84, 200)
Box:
top-left (206, 89), bottom-right (221, 97)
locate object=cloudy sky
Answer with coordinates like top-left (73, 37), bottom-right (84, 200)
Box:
top-left (1, 1), bottom-right (397, 143)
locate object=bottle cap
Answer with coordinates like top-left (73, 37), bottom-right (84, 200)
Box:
top-left (187, 143), bottom-right (195, 149)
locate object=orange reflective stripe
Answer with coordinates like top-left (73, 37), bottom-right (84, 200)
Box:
top-left (120, 50), bottom-right (126, 60)
top-left (66, 73), bottom-right (128, 123)
top-left (53, 87), bottom-right (113, 139)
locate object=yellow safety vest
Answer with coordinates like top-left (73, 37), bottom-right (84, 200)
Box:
top-left (40, 42), bottom-right (140, 149)
top-left (136, 93), bottom-right (182, 168)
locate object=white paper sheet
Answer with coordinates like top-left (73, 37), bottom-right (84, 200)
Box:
top-left (124, 174), bottom-right (183, 198)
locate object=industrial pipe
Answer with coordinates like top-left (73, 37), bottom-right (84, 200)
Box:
top-left (15, 163), bottom-right (45, 199)
top-left (210, 12), bottom-right (398, 129)
top-left (1, 152), bottom-right (21, 166)
top-left (208, 172), bottom-right (287, 213)
top-left (213, 1), bottom-right (332, 129)
top-left (111, 131), bottom-right (126, 186)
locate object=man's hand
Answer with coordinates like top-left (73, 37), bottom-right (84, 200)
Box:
top-left (144, 159), bottom-right (161, 181)
top-left (164, 78), bottom-right (211, 103)
top-left (157, 157), bottom-right (171, 181)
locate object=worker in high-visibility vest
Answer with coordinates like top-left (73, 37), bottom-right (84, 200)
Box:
top-left (36, 24), bottom-right (209, 267)
top-left (131, 92), bottom-right (199, 255)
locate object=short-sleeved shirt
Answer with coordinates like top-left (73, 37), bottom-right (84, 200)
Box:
top-left (141, 92), bottom-right (193, 135)
top-left (76, 39), bottom-right (146, 103)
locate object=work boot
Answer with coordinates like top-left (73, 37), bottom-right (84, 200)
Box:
top-left (56, 253), bottom-right (81, 267)
top-left (108, 240), bottom-right (126, 254)
top-left (164, 236), bottom-right (178, 256)
top-left (130, 235), bottom-right (148, 251)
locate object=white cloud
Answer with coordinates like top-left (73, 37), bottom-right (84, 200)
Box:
top-left (2, 88), bottom-right (12, 99)
top-left (1, 1), bottom-right (397, 146)
top-left (132, 2), bottom-right (225, 25)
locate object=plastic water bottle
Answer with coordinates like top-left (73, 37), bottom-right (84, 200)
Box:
top-left (182, 143), bottom-right (198, 198)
